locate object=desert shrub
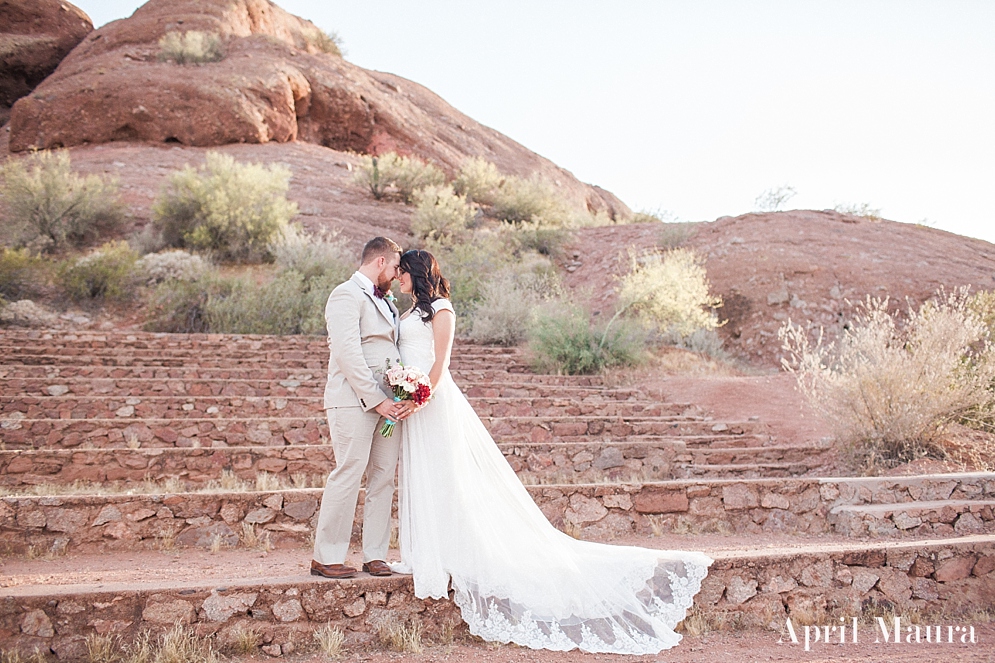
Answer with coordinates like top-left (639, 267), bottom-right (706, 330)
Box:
top-left (203, 271), bottom-right (309, 335)
top-left (273, 225), bottom-right (352, 283)
top-left (411, 185), bottom-right (474, 244)
top-left (616, 248), bottom-right (722, 340)
top-left (833, 202), bottom-right (883, 221)
top-left (754, 185), bottom-right (796, 212)
top-left (659, 222), bottom-right (697, 249)
top-left (492, 175), bottom-right (569, 226)
top-left (468, 255), bottom-right (561, 345)
top-left (211, 268), bottom-right (344, 335)
top-left (508, 219), bottom-right (569, 257)
top-left (145, 272), bottom-right (231, 333)
top-left (302, 27), bottom-right (343, 56)
top-left (0, 150), bottom-right (125, 251)
top-left (59, 241), bottom-right (138, 302)
top-left (158, 30), bottom-right (224, 64)
top-left (134, 250), bottom-right (208, 286)
top-left (780, 290), bottom-right (995, 469)
top-left (129, 223), bottom-right (168, 255)
top-left (0, 248), bottom-right (51, 300)
top-left (428, 230), bottom-right (514, 326)
top-left (528, 301), bottom-right (643, 375)
top-left (353, 152), bottom-right (445, 202)
top-left (453, 157), bottom-right (503, 206)
top-left (152, 152), bottom-right (297, 263)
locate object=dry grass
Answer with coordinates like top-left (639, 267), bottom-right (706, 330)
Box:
top-left (375, 615), bottom-right (423, 653)
top-left (25, 538), bottom-right (68, 560)
top-left (227, 625), bottom-right (260, 655)
top-left (240, 523), bottom-right (272, 552)
top-left (313, 623), bottom-right (345, 657)
top-left (676, 605), bottom-right (737, 637)
top-left (86, 633), bottom-right (121, 663)
top-left (781, 289), bottom-right (995, 473)
top-left (0, 470), bottom-right (326, 498)
top-left (0, 649), bottom-right (49, 663)
top-left (151, 625), bottom-right (220, 663)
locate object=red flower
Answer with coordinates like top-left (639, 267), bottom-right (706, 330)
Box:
top-left (412, 384), bottom-right (431, 405)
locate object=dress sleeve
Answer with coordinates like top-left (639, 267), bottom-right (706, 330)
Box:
top-left (431, 298), bottom-right (455, 315)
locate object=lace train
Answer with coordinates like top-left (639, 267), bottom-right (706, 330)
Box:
top-left (396, 299), bottom-right (712, 654)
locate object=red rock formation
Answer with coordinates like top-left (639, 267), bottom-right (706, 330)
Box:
top-left (0, 0), bottom-right (92, 124)
top-left (8, 0), bottom-right (628, 217)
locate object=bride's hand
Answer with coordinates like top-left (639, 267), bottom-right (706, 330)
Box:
top-left (395, 400), bottom-right (417, 420)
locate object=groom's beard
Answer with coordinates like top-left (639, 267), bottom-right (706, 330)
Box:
top-left (377, 278), bottom-right (393, 292)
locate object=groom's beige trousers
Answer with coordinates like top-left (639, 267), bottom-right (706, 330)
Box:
top-left (313, 406), bottom-right (401, 565)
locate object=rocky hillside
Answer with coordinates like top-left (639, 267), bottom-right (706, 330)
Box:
top-left (566, 211), bottom-right (995, 368)
top-left (0, 0), bottom-right (92, 124)
top-left (5, 0), bottom-right (626, 217)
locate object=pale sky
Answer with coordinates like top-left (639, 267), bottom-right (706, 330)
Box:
top-left (76, 1), bottom-right (995, 244)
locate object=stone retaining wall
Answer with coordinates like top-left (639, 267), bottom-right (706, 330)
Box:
top-left (4, 476), bottom-right (994, 554)
top-left (1, 536), bottom-right (993, 659)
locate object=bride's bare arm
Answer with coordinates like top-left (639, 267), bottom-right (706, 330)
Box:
top-left (429, 309), bottom-right (456, 389)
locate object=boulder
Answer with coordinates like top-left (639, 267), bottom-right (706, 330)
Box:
top-left (0, 0), bottom-right (92, 124)
top-left (8, 0), bottom-right (628, 218)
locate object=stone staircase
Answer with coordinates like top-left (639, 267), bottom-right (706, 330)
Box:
top-left (1, 330), bottom-right (994, 659)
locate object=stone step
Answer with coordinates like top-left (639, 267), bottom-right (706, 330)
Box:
top-left (0, 394), bottom-right (692, 421)
top-left (675, 462), bottom-right (826, 479)
top-left (1, 375), bottom-right (616, 399)
top-left (2, 535), bottom-right (993, 658)
top-left (0, 437), bottom-right (801, 489)
top-left (831, 500), bottom-right (995, 538)
top-left (0, 365), bottom-right (605, 388)
top-left (482, 416), bottom-right (763, 442)
top-left (4, 474), bottom-right (994, 555)
top-left (0, 332), bottom-right (521, 355)
top-left (1, 352), bottom-right (530, 373)
top-left (0, 416), bottom-right (760, 451)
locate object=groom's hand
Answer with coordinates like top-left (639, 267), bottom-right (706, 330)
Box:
top-left (374, 399), bottom-right (400, 420)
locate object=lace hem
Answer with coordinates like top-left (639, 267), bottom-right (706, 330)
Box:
top-left (450, 558), bottom-right (709, 654)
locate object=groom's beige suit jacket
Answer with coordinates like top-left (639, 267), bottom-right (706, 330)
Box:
top-left (323, 273), bottom-right (401, 410)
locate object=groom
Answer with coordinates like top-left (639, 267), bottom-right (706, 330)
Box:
top-left (311, 236), bottom-right (414, 579)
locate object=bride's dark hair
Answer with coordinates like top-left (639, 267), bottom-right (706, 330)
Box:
top-left (400, 249), bottom-right (450, 321)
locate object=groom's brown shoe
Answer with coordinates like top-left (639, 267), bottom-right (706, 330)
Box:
top-left (310, 560), bottom-right (357, 579)
top-left (363, 560), bottom-right (392, 576)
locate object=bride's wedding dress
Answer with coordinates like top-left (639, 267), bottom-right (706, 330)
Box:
top-left (394, 299), bottom-right (712, 654)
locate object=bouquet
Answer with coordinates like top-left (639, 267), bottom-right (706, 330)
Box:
top-left (379, 360), bottom-right (432, 437)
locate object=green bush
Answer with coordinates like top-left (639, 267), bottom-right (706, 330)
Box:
top-left (492, 175), bottom-right (569, 226)
top-left (617, 248), bottom-right (722, 340)
top-left (428, 231), bottom-right (514, 327)
top-left (0, 247), bottom-right (51, 300)
top-left (152, 152), bottom-right (298, 263)
top-left (146, 263), bottom-right (340, 335)
top-left (411, 185), bottom-right (474, 244)
top-left (158, 31), bottom-right (224, 64)
top-left (528, 302), bottom-right (643, 375)
top-left (0, 150), bottom-right (125, 251)
top-left (468, 255), bottom-right (561, 345)
top-left (507, 220), bottom-right (569, 258)
top-left (353, 152), bottom-right (445, 203)
top-left (453, 157), bottom-right (503, 206)
top-left (59, 241), bottom-right (138, 302)
top-left (205, 271), bottom-right (310, 335)
top-left (134, 249), bottom-right (209, 286)
top-left (273, 225), bottom-right (353, 283)
top-left (144, 271), bottom-right (230, 333)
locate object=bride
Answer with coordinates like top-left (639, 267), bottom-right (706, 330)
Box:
top-left (391, 249), bottom-right (712, 655)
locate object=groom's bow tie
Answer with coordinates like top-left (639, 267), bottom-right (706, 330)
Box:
top-left (373, 286), bottom-right (386, 299)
